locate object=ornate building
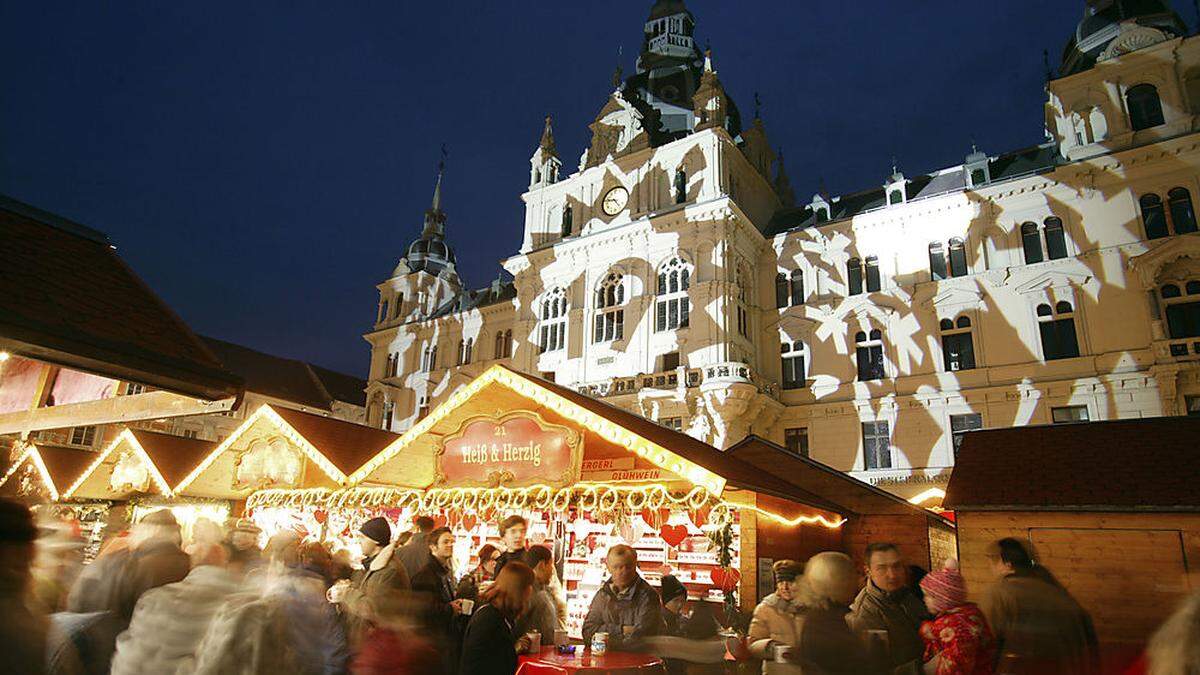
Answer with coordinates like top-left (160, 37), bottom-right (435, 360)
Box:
top-left (365, 0), bottom-right (1200, 499)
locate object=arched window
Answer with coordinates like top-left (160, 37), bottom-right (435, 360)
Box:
top-left (815, 206), bottom-right (829, 223)
top-left (865, 256), bottom-right (882, 292)
top-left (674, 168), bottom-right (687, 204)
top-left (929, 242), bottom-right (947, 281)
top-left (594, 272), bottom-right (625, 343)
top-left (498, 330), bottom-right (513, 358)
top-left (940, 316), bottom-right (976, 371)
top-left (888, 189), bottom-right (903, 205)
top-left (1044, 217), bottom-right (1067, 260)
top-left (538, 288), bottom-right (567, 353)
top-left (1037, 302), bottom-right (1080, 361)
top-left (948, 238), bottom-right (968, 277)
top-left (417, 395), bottom-right (430, 421)
top-left (1168, 188), bottom-right (1198, 235)
top-left (655, 258), bottom-right (691, 331)
top-left (789, 269), bottom-right (804, 305)
top-left (847, 258), bottom-right (863, 296)
top-left (735, 265), bottom-right (749, 337)
top-left (494, 332), bottom-right (505, 359)
top-left (1021, 222), bottom-right (1044, 264)
top-left (378, 299), bottom-right (389, 324)
top-left (780, 340), bottom-right (807, 390)
top-left (381, 401), bottom-right (395, 431)
top-left (1141, 193), bottom-right (1169, 239)
top-left (457, 338), bottom-right (473, 365)
top-left (855, 329), bottom-right (886, 381)
top-left (421, 344), bottom-right (438, 372)
top-left (561, 205), bottom-right (573, 238)
top-left (1127, 83), bottom-right (1165, 131)
top-left (1160, 281), bottom-right (1200, 339)
top-left (774, 273), bottom-right (788, 308)
top-left (384, 352), bottom-right (396, 378)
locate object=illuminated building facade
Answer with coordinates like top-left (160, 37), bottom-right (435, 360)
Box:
top-left (366, 0), bottom-right (1200, 498)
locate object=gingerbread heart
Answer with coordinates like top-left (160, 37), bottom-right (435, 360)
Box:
top-left (710, 566), bottom-right (741, 592)
top-left (660, 524), bottom-right (688, 548)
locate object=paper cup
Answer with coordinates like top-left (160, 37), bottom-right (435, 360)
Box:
top-left (459, 599), bottom-right (475, 614)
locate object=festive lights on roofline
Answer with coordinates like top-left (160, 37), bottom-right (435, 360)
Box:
top-left (63, 428), bottom-right (173, 500)
top-left (0, 444), bottom-right (62, 501)
top-left (245, 483), bottom-right (846, 530)
top-left (907, 487), bottom-right (946, 506)
top-left (346, 366), bottom-right (728, 496)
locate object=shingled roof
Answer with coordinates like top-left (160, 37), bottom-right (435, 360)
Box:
top-left (271, 406), bottom-right (400, 477)
top-left (0, 195), bottom-right (241, 401)
top-left (202, 337), bottom-right (366, 409)
top-left (944, 416), bottom-right (1200, 512)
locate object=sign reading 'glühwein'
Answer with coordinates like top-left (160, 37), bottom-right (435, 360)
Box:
top-left (437, 412), bottom-right (581, 488)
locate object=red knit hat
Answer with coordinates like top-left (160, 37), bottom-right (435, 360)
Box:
top-left (920, 558), bottom-right (967, 612)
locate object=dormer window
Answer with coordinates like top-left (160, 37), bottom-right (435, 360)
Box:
top-left (810, 194), bottom-right (831, 223)
top-left (885, 169), bottom-right (907, 205)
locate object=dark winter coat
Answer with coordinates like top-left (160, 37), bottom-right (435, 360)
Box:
top-left (459, 604), bottom-right (518, 675)
top-left (395, 532), bottom-right (430, 579)
top-left (581, 575), bottom-right (665, 650)
top-left (411, 555), bottom-right (457, 633)
top-left (345, 542), bottom-right (412, 644)
top-left (846, 580), bottom-right (929, 672)
top-left (985, 570), bottom-right (1099, 675)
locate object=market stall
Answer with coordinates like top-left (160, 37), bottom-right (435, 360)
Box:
top-left (247, 365), bottom-right (852, 637)
top-left (61, 427), bottom-right (228, 542)
top-left (0, 440), bottom-right (109, 558)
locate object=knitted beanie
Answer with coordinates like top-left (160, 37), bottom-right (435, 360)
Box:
top-left (359, 516), bottom-right (392, 547)
top-left (660, 574), bottom-right (688, 604)
top-left (920, 558), bottom-right (967, 612)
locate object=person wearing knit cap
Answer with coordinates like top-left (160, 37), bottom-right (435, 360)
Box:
top-left (332, 515), bottom-right (411, 647)
top-left (917, 559), bottom-right (996, 675)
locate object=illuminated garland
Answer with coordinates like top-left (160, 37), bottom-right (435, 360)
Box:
top-left (245, 483), bottom-right (846, 530)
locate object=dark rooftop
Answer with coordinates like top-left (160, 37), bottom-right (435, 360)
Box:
top-left (202, 337), bottom-right (365, 409)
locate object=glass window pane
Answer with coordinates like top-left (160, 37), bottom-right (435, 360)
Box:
top-left (1141, 195), bottom-right (1169, 239)
top-left (1169, 188), bottom-right (1198, 234)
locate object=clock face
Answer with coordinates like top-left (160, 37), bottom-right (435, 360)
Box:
top-left (601, 186), bottom-right (629, 216)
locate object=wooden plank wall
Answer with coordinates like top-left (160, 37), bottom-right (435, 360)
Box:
top-left (956, 511), bottom-right (1200, 646)
top-left (844, 513), bottom-right (934, 572)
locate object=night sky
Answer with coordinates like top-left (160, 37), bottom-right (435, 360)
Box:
top-left (3, 2), bottom-right (1182, 377)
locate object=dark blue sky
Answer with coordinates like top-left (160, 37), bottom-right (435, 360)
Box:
top-left (2, 2), bottom-right (1176, 377)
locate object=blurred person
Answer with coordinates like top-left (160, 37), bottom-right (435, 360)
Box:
top-left (395, 531), bottom-right (412, 546)
top-left (493, 515), bottom-right (528, 576)
top-left (412, 526), bottom-right (464, 672)
top-left (847, 542), bottom-right (929, 673)
top-left (749, 553), bottom-right (871, 674)
top-left (31, 510), bottom-right (85, 613)
top-left (456, 543), bottom-right (499, 601)
top-left (228, 518), bottom-right (263, 573)
top-left (917, 559), bottom-right (995, 675)
top-left (333, 516), bottom-right (411, 646)
top-left (909, 565), bottom-right (929, 602)
top-left (984, 538), bottom-right (1097, 675)
top-left (396, 515), bottom-right (436, 578)
top-left (351, 583), bottom-right (444, 675)
top-left (460, 561), bottom-right (535, 675)
top-left (659, 574), bottom-right (719, 640)
top-left (184, 518), bottom-right (223, 561)
top-left (1136, 589), bottom-right (1200, 675)
top-left (109, 542), bottom-right (239, 675)
top-left (299, 540), bottom-right (336, 588)
top-left (581, 544), bottom-right (664, 650)
top-left (0, 497), bottom-right (52, 674)
top-left (514, 544), bottom-right (561, 642)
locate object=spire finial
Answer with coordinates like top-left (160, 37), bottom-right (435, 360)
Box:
top-left (539, 115), bottom-right (557, 156)
top-left (703, 48), bottom-right (713, 73)
top-left (431, 144), bottom-right (447, 212)
top-left (753, 92), bottom-right (762, 120)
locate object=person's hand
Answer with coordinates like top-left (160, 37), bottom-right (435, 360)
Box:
top-left (326, 579), bottom-right (351, 604)
top-left (450, 599), bottom-right (464, 614)
top-left (515, 635), bottom-right (533, 654)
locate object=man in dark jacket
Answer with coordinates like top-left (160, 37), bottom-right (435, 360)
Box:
top-left (492, 514), bottom-right (528, 575)
top-left (411, 527), bottom-right (464, 646)
top-left (396, 515), bottom-right (435, 578)
top-left (515, 544), bottom-right (561, 640)
top-left (338, 516), bottom-right (411, 646)
top-left (582, 544), bottom-right (664, 650)
top-left (846, 542), bottom-right (929, 674)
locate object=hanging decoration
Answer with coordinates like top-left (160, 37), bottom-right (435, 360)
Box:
top-left (234, 437), bottom-right (303, 490)
top-left (659, 523), bottom-right (689, 548)
top-left (109, 452), bottom-right (150, 493)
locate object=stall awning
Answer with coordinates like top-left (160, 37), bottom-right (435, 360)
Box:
top-left (174, 404), bottom-right (400, 498)
top-left (0, 442), bottom-right (94, 502)
top-left (63, 428), bottom-right (217, 500)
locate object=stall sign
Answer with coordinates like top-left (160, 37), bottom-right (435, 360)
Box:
top-left (580, 456), bottom-right (674, 482)
top-left (438, 412), bottom-right (580, 488)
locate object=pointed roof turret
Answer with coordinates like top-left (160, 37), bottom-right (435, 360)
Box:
top-left (422, 161), bottom-right (447, 238)
top-left (774, 148), bottom-right (795, 208)
top-left (403, 155), bottom-right (457, 278)
top-left (693, 49), bottom-right (730, 132)
top-left (539, 115), bottom-right (558, 158)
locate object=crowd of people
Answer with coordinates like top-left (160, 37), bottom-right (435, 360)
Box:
top-left (1, 496), bottom-right (1198, 675)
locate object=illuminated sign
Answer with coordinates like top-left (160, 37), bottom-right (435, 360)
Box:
top-left (437, 412), bottom-right (581, 488)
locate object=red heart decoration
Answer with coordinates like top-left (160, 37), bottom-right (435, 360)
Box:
top-left (658, 508), bottom-right (671, 524)
top-left (461, 514), bottom-right (478, 531)
top-left (639, 508), bottom-right (655, 526)
top-left (433, 514), bottom-right (448, 529)
top-left (710, 566), bottom-right (741, 592)
top-left (690, 506), bottom-right (711, 528)
top-left (660, 524), bottom-right (688, 548)
top-left (313, 509), bottom-right (328, 525)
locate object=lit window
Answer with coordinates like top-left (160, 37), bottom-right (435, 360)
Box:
top-left (1051, 405), bottom-right (1089, 424)
top-left (538, 288), bottom-right (568, 353)
top-left (784, 427), bottom-right (809, 458)
top-left (939, 316), bottom-right (976, 371)
top-left (862, 420), bottom-right (892, 469)
top-left (780, 341), bottom-right (807, 390)
top-left (655, 258), bottom-right (691, 332)
top-left (1126, 83), bottom-right (1164, 131)
top-left (1036, 302), bottom-right (1080, 361)
top-left (594, 272), bottom-right (625, 343)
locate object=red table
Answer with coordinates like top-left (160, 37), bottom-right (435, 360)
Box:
top-left (517, 646), bottom-right (666, 675)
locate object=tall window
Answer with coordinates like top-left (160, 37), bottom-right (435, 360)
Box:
top-left (457, 338), bottom-right (473, 365)
top-left (862, 420), bottom-right (892, 470)
top-left (378, 299), bottom-right (389, 323)
top-left (538, 288), bottom-right (567, 353)
top-left (780, 341), bottom-right (807, 390)
top-left (847, 257), bottom-right (863, 296)
top-left (417, 396), bottom-right (430, 421)
top-left (674, 168), bottom-right (687, 204)
top-left (775, 273), bottom-right (788, 308)
top-left (1021, 222), bottom-right (1044, 264)
top-left (947, 238), bottom-right (967, 277)
top-left (775, 270), bottom-right (804, 307)
top-left (1160, 281), bottom-right (1200, 338)
top-left (384, 352), bottom-right (398, 378)
top-left (1044, 217), bottom-right (1068, 259)
top-left (1142, 189), bottom-right (1198, 239)
top-left (493, 330), bottom-right (512, 359)
top-left (421, 344), bottom-right (438, 372)
top-left (594, 272), bottom-right (625, 343)
top-left (784, 427), bottom-right (809, 458)
top-left (940, 316), bottom-right (976, 371)
top-left (950, 413), bottom-right (982, 459)
top-left (856, 329), bottom-right (885, 381)
top-left (1126, 83), bottom-right (1164, 131)
top-left (69, 426), bottom-right (97, 447)
top-left (655, 258), bottom-right (691, 331)
top-left (865, 256), bottom-right (881, 292)
top-left (393, 294), bottom-right (404, 318)
top-left (381, 402), bottom-right (394, 431)
top-left (735, 266), bottom-right (749, 337)
top-left (929, 242), bottom-right (947, 281)
top-left (789, 270), bottom-right (804, 305)
top-left (561, 205), bottom-right (573, 238)
top-left (1037, 301), bottom-right (1080, 360)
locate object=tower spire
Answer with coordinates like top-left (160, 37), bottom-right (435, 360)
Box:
top-left (539, 115), bottom-right (557, 157)
top-left (423, 146), bottom-right (448, 237)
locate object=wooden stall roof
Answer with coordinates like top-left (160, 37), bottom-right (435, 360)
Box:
top-left (0, 194), bottom-right (242, 402)
top-left (0, 443), bottom-right (95, 501)
top-left (945, 416), bottom-right (1200, 512)
top-left (727, 436), bottom-right (952, 524)
top-left (351, 365), bottom-right (846, 516)
top-left (64, 428), bottom-right (217, 500)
